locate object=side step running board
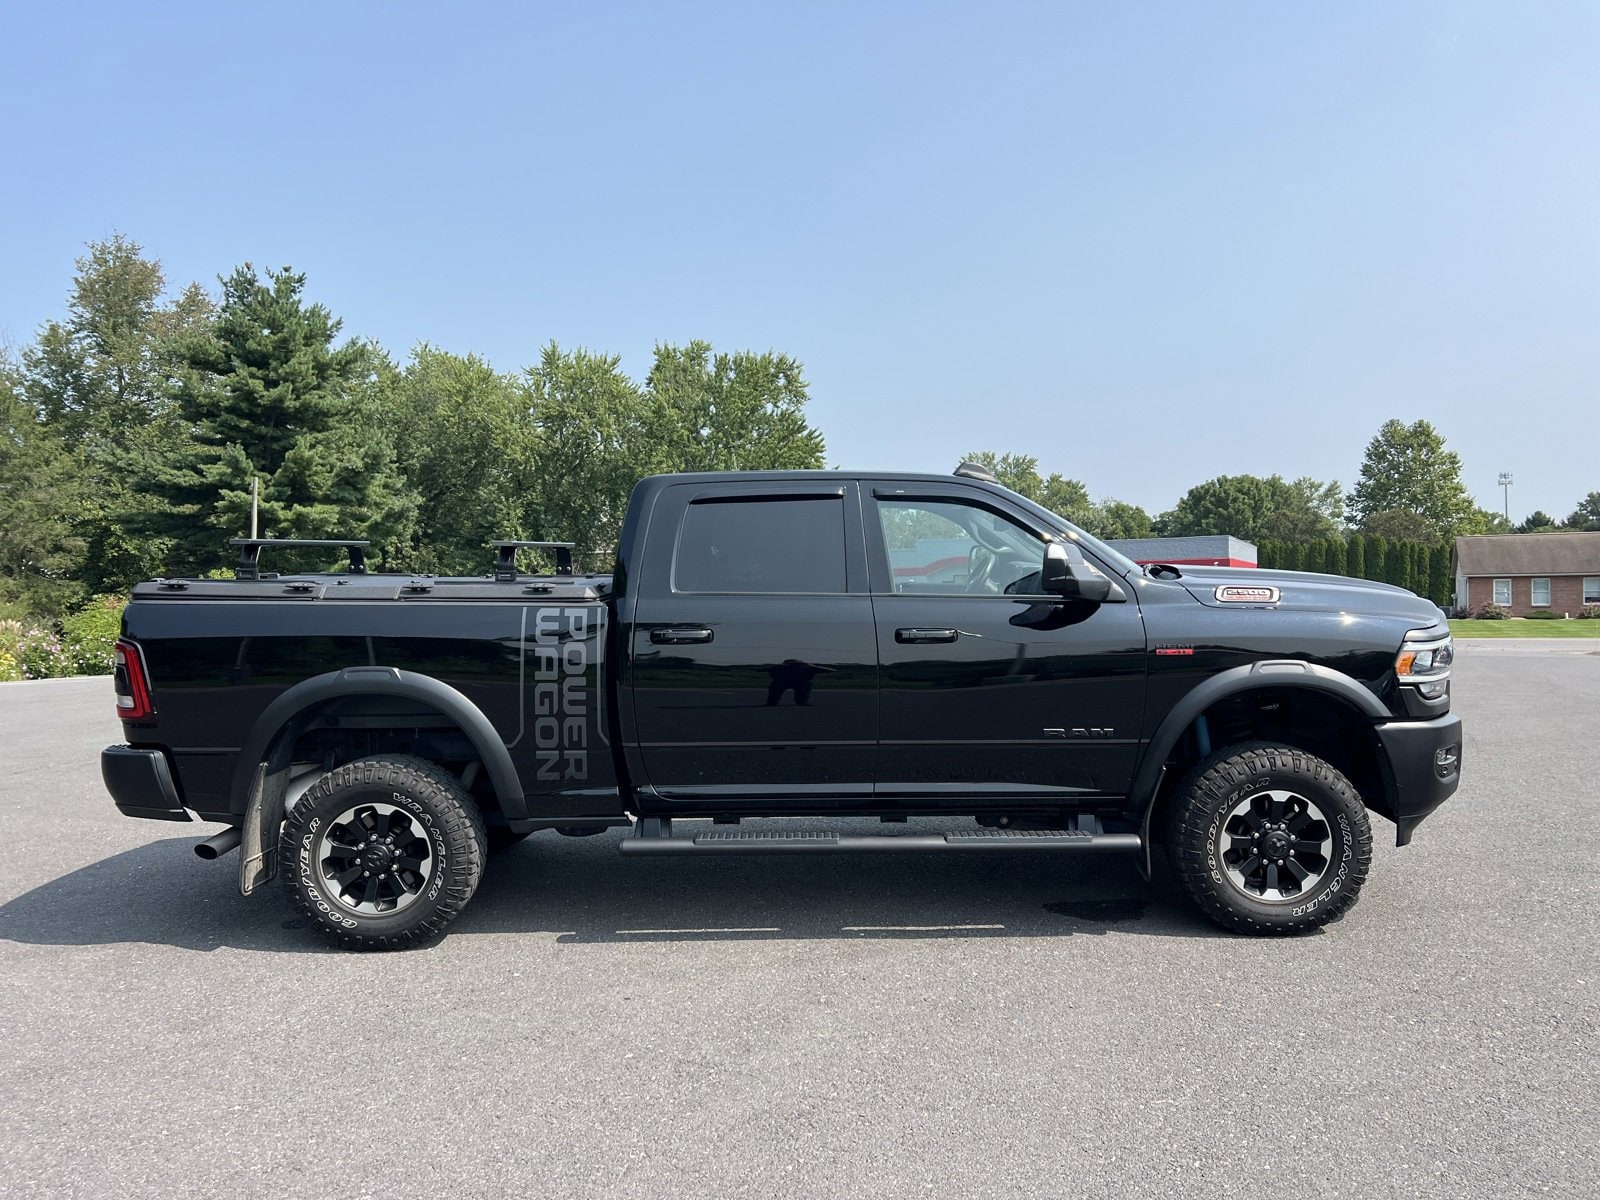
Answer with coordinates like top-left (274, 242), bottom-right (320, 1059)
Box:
top-left (620, 826), bottom-right (1142, 856)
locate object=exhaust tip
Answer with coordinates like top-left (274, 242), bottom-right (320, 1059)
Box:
top-left (195, 828), bottom-right (243, 860)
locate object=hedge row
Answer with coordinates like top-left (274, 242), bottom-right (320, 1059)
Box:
top-left (1256, 535), bottom-right (1453, 607)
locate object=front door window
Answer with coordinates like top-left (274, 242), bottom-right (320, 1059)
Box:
top-left (878, 498), bottom-right (1048, 595)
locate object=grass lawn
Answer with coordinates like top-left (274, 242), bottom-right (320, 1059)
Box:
top-left (1449, 619), bottom-right (1599, 638)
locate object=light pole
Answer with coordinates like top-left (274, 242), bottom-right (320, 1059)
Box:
top-left (1498, 471), bottom-right (1513, 525)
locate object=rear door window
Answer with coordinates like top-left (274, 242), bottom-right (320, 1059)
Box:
top-left (674, 496), bottom-right (847, 593)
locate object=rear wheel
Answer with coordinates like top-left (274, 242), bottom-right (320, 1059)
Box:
top-left (1167, 742), bottom-right (1372, 935)
top-left (281, 755), bottom-right (486, 950)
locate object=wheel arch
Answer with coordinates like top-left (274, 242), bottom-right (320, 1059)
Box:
top-left (234, 669), bottom-right (527, 896)
top-left (229, 668), bottom-right (526, 821)
top-left (1130, 661), bottom-right (1394, 871)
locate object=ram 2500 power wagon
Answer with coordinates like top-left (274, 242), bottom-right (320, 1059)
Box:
top-left (101, 464), bottom-right (1462, 949)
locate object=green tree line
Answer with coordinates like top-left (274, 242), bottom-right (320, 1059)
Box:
top-left (1255, 535), bottom-right (1455, 607)
top-left (1, 236), bottom-right (826, 626)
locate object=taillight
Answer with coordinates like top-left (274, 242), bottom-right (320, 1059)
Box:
top-left (113, 639), bottom-right (155, 720)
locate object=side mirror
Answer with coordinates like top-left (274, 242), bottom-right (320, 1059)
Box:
top-left (1041, 542), bottom-right (1112, 603)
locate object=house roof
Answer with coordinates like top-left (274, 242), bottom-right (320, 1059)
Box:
top-left (1453, 532), bottom-right (1600, 576)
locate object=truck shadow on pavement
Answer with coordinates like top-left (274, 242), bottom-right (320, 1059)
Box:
top-left (0, 829), bottom-right (1239, 954)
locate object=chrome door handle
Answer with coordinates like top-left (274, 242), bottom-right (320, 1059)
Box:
top-left (650, 627), bottom-right (714, 644)
top-left (895, 627), bottom-right (958, 644)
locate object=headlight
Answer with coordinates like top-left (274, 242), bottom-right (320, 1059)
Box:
top-left (1396, 633), bottom-right (1453, 699)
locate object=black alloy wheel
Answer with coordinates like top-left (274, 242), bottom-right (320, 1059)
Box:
top-left (1167, 742), bottom-right (1372, 935)
top-left (281, 755), bottom-right (486, 950)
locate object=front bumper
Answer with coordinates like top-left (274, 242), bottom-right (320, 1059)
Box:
top-left (102, 745), bottom-right (191, 822)
top-left (1373, 713), bottom-right (1462, 846)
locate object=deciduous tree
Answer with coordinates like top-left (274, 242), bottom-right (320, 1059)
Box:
top-left (1155, 474), bottom-right (1342, 545)
top-left (19, 235), bottom-right (213, 591)
top-left (960, 451), bottom-right (1149, 538)
top-left (525, 343), bottom-right (656, 566)
top-left (389, 346), bottom-right (535, 575)
top-left (644, 342), bottom-right (826, 474)
top-left (1361, 508), bottom-right (1440, 544)
top-left (1347, 420), bottom-right (1476, 537)
top-left (1087, 499), bottom-right (1153, 540)
top-left (1564, 492), bottom-right (1600, 531)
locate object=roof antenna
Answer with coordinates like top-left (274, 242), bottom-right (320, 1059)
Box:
top-left (954, 461), bottom-right (998, 484)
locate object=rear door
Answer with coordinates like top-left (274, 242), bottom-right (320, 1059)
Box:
top-left (866, 483), bottom-right (1148, 803)
top-left (627, 480), bottom-right (878, 804)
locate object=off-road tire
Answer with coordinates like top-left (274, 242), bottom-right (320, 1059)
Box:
top-left (281, 755), bottom-right (487, 951)
top-left (1166, 742), bottom-right (1372, 935)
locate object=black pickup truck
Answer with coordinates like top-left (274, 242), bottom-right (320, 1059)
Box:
top-left (102, 464), bottom-right (1462, 949)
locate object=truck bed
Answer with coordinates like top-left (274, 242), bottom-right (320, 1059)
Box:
top-left (120, 572), bottom-right (623, 823)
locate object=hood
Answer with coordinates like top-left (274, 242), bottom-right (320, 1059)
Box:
top-left (1169, 566), bottom-right (1446, 625)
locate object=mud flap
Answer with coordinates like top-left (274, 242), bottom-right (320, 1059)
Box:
top-left (238, 762), bottom-right (288, 896)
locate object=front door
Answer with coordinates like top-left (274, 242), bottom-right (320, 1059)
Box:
top-left (628, 481), bottom-right (878, 805)
top-left (865, 485), bottom-right (1148, 803)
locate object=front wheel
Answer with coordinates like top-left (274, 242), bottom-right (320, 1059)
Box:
top-left (281, 756), bottom-right (487, 950)
top-left (1166, 742), bottom-right (1372, 935)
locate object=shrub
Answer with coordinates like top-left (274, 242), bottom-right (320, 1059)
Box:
top-left (1524, 609), bottom-right (1563, 620)
top-left (14, 626), bottom-right (71, 679)
top-left (1580, 605), bottom-right (1600, 620)
top-left (62, 595), bottom-right (125, 675)
top-left (0, 601), bottom-right (35, 625)
top-left (0, 620), bottom-right (22, 683)
top-left (1472, 602), bottom-right (1511, 620)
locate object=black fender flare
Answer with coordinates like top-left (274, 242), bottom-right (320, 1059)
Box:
top-left (1127, 659), bottom-right (1391, 841)
top-left (229, 667), bottom-right (526, 819)
top-left (234, 668), bottom-right (528, 895)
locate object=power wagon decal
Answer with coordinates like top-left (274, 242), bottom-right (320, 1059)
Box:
top-left (527, 606), bottom-right (604, 783)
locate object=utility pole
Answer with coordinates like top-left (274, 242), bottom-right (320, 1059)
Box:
top-left (250, 477), bottom-right (259, 539)
top-left (1497, 471), bottom-right (1513, 525)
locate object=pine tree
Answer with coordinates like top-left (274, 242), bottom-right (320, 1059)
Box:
top-left (0, 368), bottom-right (88, 615)
top-left (1365, 536), bottom-right (1387, 584)
top-left (1345, 533), bottom-right (1365, 581)
top-left (151, 265), bottom-right (413, 571)
top-left (1428, 544), bottom-right (1452, 607)
top-left (1325, 539), bottom-right (1347, 578)
top-left (1387, 542), bottom-right (1412, 591)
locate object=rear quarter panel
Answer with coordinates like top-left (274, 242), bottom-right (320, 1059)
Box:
top-left (121, 597), bottom-right (618, 819)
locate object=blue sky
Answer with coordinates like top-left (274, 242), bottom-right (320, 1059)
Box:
top-left (2, 1), bottom-right (1594, 522)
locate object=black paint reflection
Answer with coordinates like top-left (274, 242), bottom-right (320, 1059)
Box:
top-left (765, 660), bottom-right (835, 706)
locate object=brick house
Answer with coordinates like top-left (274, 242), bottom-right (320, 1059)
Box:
top-left (1452, 533), bottom-right (1600, 616)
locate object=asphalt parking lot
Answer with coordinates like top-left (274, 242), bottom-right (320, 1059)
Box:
top-left (2, 645), bottom-right (1597, 1199)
